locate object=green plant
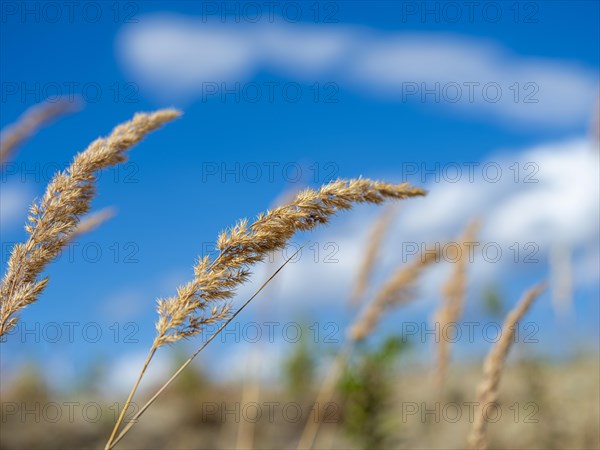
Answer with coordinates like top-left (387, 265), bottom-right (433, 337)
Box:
top-left (339, 336), bottom-right (409, 450)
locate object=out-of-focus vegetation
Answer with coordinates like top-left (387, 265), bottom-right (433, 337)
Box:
top-left (339, 336), bottom-right (408, 450)
top-left (1, 333), bottom-right (598, 450)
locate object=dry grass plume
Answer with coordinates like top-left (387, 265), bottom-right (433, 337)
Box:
top-left (299, 245), bottom-right (442, 449)
top-left (106, 178), bottom-right (426, 449)
top-left (0, 109), bottom-right (180, 337)
top-left (153, 179), bottom-right (426, 348)
top-left (68, 207), bottom-right (116, 242)
top-left (349, 204), bottom-right (398, 308)
top-left (0, 98), bottom-right (80, 164)
top-left (468, 282), bottom-right (546, 450)
top-left (433, 219), bottom-right (479, 387)
top-left (348, 245), bottom-right (441, 342)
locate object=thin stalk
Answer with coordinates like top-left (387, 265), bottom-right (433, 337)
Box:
top-left (105, 345), bottom-right (157, 449)
top-left (236, 358), bottom-right (260, 450)
top-left (105, 247), bottom-right (230, 447)
top-left (298, 247), bottom-right (440, 449)
top-left (108, 244), bottom-right (306, 449)
top-left (297, 344), bottom-right (353, 450)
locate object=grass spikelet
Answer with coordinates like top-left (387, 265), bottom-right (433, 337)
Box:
top-left (348, 245), bottom-right (441, 342)
top-left (108, 247), bottom-right (305, 450)
top-left (0, 98), bottom-right (80, 164)
top-left (349, 204), bottom-right (398, 308)
top-left (433, 219), bottom-right (479, 387)
top-left (68, 207), bottom-right (116, 242)
top-left (106, 178), bottom-right (426, 449)
top-left (153, 179), bottom-right (426, 348)
top-left (468, 282), bottom-right (546, 450)
top-left (0, 109), bottom-right (180, 337)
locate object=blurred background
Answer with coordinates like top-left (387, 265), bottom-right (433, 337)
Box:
top-left (1, 1), bottom-right (598, 449)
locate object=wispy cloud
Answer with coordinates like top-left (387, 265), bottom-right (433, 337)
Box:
top-left (117, 14), bottom-right (598, 128)
top-left (240, 137), bottom-right (599, 310)
top-left (0, 181), bottom-right (32, 231)
top-left (103, 351), bottom-right (172, 395)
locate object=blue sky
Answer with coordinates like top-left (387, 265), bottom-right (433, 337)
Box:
top-left (0, 1), bottom-right (599, 390)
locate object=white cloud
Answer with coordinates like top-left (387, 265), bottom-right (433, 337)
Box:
top-left (120, 16), bottom-right (257, 96)
top-left (479, 139), bottom-right (599, 247)
top-left (0, 181), bottom-right (32, 231)
top-left (230, 137), bottom-right (599, 311)
top-left (102, 351), bottom-right (172, 395)
top-left (99, 287), bottom-right (147, 322)
top-left (117, 15), bottom-right (599, 127)
top-left (350, 34), bottom-right (598, 127)
top-left (257, 23), bottom-right (358, 76)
